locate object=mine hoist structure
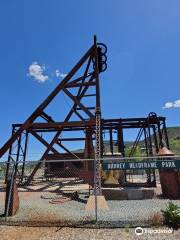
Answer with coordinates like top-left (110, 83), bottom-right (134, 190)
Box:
top-left (0, 36), bottom-right (170, 188)
top-left (1, 36), bottom-right (107, 189)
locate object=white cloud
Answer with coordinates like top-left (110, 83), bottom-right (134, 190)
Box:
top-left (55, 69), bottom-right (67, 78)
top-left (163, 99), bottom-right (180, 109)
top-left (174, 99), bottom-right (180, 108)
top-left (28, 62), bottom-right (48, 83)
top-left (55, 69), bottom-right (60, 77)
top-left (163, 102), bottom-right (174, 109)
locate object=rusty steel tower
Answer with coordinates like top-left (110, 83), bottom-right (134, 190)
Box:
top-left (0, 36), bottom-right (170, 191)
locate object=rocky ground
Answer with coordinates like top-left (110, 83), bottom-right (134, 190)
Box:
top-left (1, 196), bottom-right (180, 227)
top-left (0, 226), bottom-right (179, 240)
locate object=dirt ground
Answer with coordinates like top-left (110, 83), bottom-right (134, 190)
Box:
top-left (0, 226), bottom-right (179, 240)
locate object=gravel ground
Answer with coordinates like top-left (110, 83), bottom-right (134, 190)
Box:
top-left (0, 192), bottom-right (180, 227)
top-left (0, 226), bottom-right (179, 240)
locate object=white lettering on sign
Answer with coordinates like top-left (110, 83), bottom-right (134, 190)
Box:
top-left (150, 162), bottom-right (157, 168)
top-left (161, 161), bottom-right (176, 168)
top-left (129, 163), bottom-right (135, 169)
top-left (129, 162), bottom-right (157, 169)
top-left (107, 163), bottom-right (126, 169)
top-left (107, 164), bottom-right (111, 169)
top-left (106, 160), bottom-right (178, 170)
top-left (108, 163), bottom-right (126, 169)
top-left (120, 163), bottom-right (125, 169)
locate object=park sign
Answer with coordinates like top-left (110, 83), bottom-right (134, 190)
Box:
top-left (102, 159), bottom-right (180, 171)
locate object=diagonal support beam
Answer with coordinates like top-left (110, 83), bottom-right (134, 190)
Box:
top-left (27, 74), bottom-right (96, 183)
top-left (0, 45), bottom-right (95, 158)
top-left (41, 112), bottom-right (55, 123)
top-left (29, 129), bottom-right (59, 154)
top-left (69, 57), bottom-right (93, 121)
top-left (63, 88), bottom-right (94, 118)
top-left (57, 141), bottom-right (80, 159)
top-left (65, 73), bottom-right (93, 87)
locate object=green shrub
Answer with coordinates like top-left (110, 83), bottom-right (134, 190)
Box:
top-left (161, 202), bottom-right (180, 229)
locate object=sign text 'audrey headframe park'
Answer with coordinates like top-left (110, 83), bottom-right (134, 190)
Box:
top-left (102, 159), bottom-right (180, 171)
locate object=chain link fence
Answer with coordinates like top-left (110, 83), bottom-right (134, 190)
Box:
top-left (0, 159), bottom-right (180, 227)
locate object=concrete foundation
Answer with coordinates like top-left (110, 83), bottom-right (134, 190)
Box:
top-left (85, 195), bottom-right (109, 211)
top-left (102, 187), bottom-right (155, 200)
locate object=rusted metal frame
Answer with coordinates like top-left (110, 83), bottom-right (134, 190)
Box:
top-left (109, 126), bottom-right (113, 155)
top-left (21, 130), bottom-right (29, 182)
top-left (29, 120), bottom-right (96, 129)
top-left (41, 112), bottom-right (55, 122)
top-left (65, 72), bottom-right (96, 123)
top-left (157, 122), bottom-right (164, 148)
top-left (12, 116), bottom-right (166, 128)
top-left (103, 117), bottom-right (165, 123)
top-left (83, 94), bottom-right (96, 97)
top-left (104, 124), bottom-right (149, 128)
top-left (162, 119), bottom-right (170, 149)
top-left (72, 57), bottom-right (93, 118)
top-left (143, 128), bottom-right (152, 184)
top-left (62, 88), bottom-right (95, 118)
top-left (52, 57), bottom-right (95, 159)
top-left (26, 131), bottom-right (61, 183)
top-left (65, 77), bottom-right (87, 87)
top-left (147, 125), bottom-right (156, 185)
top-left (128, 128), bottom-right (143, 157)
top-left (65, 82), bottom-right (96, 88)
top-left (117, 126), bottom-right (125, 156)
top-left (29, 129), bottom-right (59, 154)
top-left (5, 162), bottom-right (16, 219)
top-left (59, 137), bottom-right (95, 141)
top-left (11, 60), bottom-right (95, 182)
top-left (42, 54), bottom-right (94, 167)
top-left (69, 57), bottom-right (93, 121)
top-left (10, 126), bottom-right (93, 133)
top-left (32, 73), bottom-right (96, 154)
top-left (68, 55), bottom-right (92, 90)
top-left (147, 125), bottom-right (153, 155)
top-left (19, 144), bottom-right (25, 156)
top-left (57, 140), bottom-right (80, 159)
top-left (18, 120), bottom-right (168, 137)
top-left (27, 60), bottom-right (97, 183)
top-left (93, 36), bottom-right (102, 202)
top-left (7, 155), bottom-right (21, 179)
top-left (0, 44), bottom-right (95, 159)
top-left (65, 72), bottom-right (94, 87)
top-left (18, 132), bottom-right (28, 159)
top-left (152, 125), bottom-right (159, 153)
top-left (10, 132), bottom-right (24, 181)
top-left (14, 134), bottom-right (22, 179)
top-left (5, 126), bottom-right (15, 183)
top-left (100, 127), bottom-right (104, 156)
top-left (143, 128), bottom-right (149, 156)
top-left (72, 108), bottom-right (84, 121)
top-left (76, 107), bottom-right (95, 110)
top-left (12, 116), bottom-right (166, 129)
top-left (63, 58), bottom-right (94, 121)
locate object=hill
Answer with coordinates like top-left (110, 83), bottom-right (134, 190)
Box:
top-left (167, 127), bottom-right (180, 154)
top-left (73, 127), bottom-right (180, 155)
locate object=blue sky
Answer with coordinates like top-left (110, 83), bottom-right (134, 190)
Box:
top-left (0, 1), bottom-right (180, 155)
